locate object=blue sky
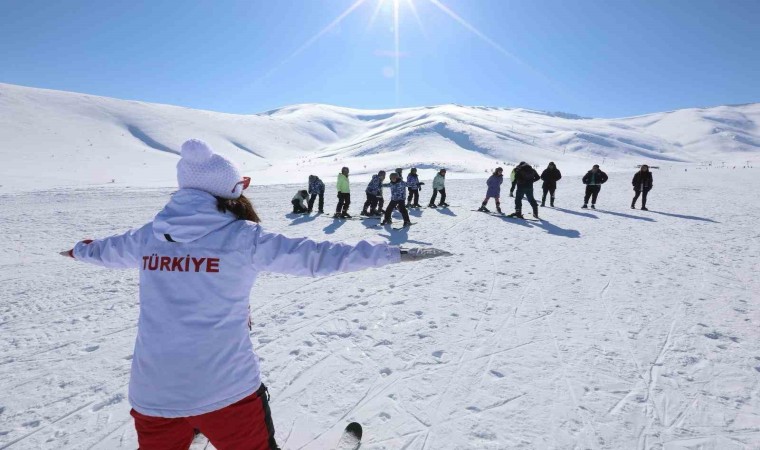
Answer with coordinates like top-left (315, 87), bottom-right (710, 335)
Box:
top-left (1, 0), bottom-right (758, 118)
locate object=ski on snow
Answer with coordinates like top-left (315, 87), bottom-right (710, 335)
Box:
top-left (506, 214), bottom-right (541, 221)
top-left (335, 422), bottom-right (362, 450)
top-left (372, 222), bottom-right (416, 230)
top-left (471, 209), bottom-right (505, 216)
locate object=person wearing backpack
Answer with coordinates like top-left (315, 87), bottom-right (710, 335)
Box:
top-left (582, 164), bottom-right (609, 209)
top-left (540, 162), bottom-right (562, 207)
top-left (631, 165), bottom-right (653, 210)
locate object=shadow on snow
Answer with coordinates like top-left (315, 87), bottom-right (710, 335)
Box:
top-left (648, 210), bottom-right (720, 223)
top-left (594, 209), bottom-right (656, 222)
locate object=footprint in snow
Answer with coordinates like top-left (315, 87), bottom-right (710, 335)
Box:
top-left (83, 345), bottom-right (99, 352)
top-left (432, 350), bottom-right (444, 358)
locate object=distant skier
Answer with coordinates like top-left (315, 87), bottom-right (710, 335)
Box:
top-left (582, 164), bottom-right (608, 209)
top-left (307, 175), bottom-right (325, 213)
top-left (631, 165), bottom-right (653, 210)
top-left (361, 170), bottom-right (386, 216)
top-left (292, 189), bottom-right (309, 214)
top-left (58, 139), bottom-right (451, 450)
top-left (395, 167), bottom-right (404, 180)
top-left (406, 168), bottom-right (424, 207)
top-left (428, 168), bottom-right (448, 208)
top-left (334, 166), bottom-right (351, 218)
top-left (478, 167), bottom-right (504, 213)
top-left (540, 162), bottom-right (562, 207)
top-left (381, 172), bottom-right (412, 227)
top-left (510, 162), bottom-right (541, 219)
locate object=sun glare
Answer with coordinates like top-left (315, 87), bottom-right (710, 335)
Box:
top-left (255, 0), bottom-right (555, 104)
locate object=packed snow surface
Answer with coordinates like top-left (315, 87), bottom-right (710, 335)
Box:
top-left (1, 168), bottom-right (759, 449)
top-left (1, 82), bottom-right (759, 192)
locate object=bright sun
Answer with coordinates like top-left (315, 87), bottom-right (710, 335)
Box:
top-left (258, 0), bottom-right (534, 105)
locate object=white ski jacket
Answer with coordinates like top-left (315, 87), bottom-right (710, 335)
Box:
top-left (73, 189), bottom-right (400, 417)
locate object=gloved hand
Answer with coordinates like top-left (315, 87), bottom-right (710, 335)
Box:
top-left (59, 239), bottom-right (92, 258)
top-left (400, 247), bottom-right (452, 262)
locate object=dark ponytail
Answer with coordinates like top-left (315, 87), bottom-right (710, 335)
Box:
top-left (216, 194), bottom-right (261, 223)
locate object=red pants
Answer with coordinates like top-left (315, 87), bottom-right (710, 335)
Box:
top-left (131, 384), bottom-right (279, 450)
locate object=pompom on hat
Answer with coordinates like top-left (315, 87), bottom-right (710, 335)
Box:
top-left (177, 139), bottom-right (247, 199)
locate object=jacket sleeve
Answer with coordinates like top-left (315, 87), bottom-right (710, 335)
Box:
top-left (601, 172), bottom-right (609, 183)
top-left (632, 173), bottom-right (638, 186)
top-left (556, 170), bottom-right (562, 181)
top-left (251, 228), bottom-right (401, 277)
top-left (582, 173), bottom-right (590, 184)
top-left (540, 170), bottom-right (547, 181)
top-left (72, 223), bottom-right (152, 269)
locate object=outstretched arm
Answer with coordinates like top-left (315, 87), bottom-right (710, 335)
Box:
top-left (250, 228), bottom-right (450, 277)
top-left (61, 224), bottom-right (151, 269)
top-left (251, 229), bottom-right (401, 277)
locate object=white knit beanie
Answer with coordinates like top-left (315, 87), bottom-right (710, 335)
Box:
top-left (177, 139), bottom-right (244, 199)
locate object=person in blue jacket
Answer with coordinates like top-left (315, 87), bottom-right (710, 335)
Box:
top-left (405, 168), bottom-right (425, 208)
top-left (381, 172), bottom-right (412, 227)
top-left (478, 167), bottom-right (504, 213)
top-left (307, 175), bottom-right (325, 213)
top-left (59, 139), bottom-right (449, 450)
top-left (361, 170), bottom-right (386, 216)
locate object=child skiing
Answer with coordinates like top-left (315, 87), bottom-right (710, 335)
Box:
top-left (428, 168), bottom-right (448, 208)
top-left (631, 164), bottom-right (653, 210)
top-left (307, 175), bottom-right (325, 213)
top-left (540, 162), bottom-right (562, 207)
top-left (582, 164), bottom-right (609, 209)
top-left (292, 189), bottom-right (309, 214)
top-left (361, 170), bottom-right (386, 216)
top-left (381, 172), bottom-right (412, 227)
top-left (334, 167), bottom-right (351, 218)
top-left (509, 162), bottom-right (541, 219)
top-left (406, 168), bottom-right (424, 207)
top-left (59, 139), bottom-right (449, 450)
top-left (478, 167), bottom-right (504, 213)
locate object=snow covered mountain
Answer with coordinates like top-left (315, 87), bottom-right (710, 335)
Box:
top-left (1, 82), bottom-right (758, 191)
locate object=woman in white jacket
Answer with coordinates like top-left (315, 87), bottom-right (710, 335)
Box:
top-left (60, 139), bottom-right (447, 450)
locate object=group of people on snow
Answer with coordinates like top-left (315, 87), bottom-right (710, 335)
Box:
top-left (296, 162), bottom-right (654, 223)
top-left (296, 167), bottom-right (449, 228)
top-left (478, 162), bottom-right (652, 217)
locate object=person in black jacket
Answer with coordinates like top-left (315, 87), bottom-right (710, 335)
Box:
top-left (631, 165), bottom-right (653, 210)
top-left (510, 162), bottom-right (541, 219)
top-left (581, 165), bottom-right (608, 209)
top-left (540, 162), bottom-right (562, 207)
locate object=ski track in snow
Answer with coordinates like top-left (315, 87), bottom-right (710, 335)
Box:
top-left (1, 169), bottom-right (760, 449)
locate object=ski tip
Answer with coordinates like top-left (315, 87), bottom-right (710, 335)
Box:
top-left (345, 422), bottom-right (362, 439)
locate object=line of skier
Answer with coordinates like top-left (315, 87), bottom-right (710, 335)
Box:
top-left (291, 167), bottom-right (450, 228)
top-left (292, 162), bottom-right (655, 223)
top-left (478, 162), bottom-right (653, 217)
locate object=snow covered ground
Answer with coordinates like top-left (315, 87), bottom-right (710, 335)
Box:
top-left (1, 167), bottom-right (759, 449)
